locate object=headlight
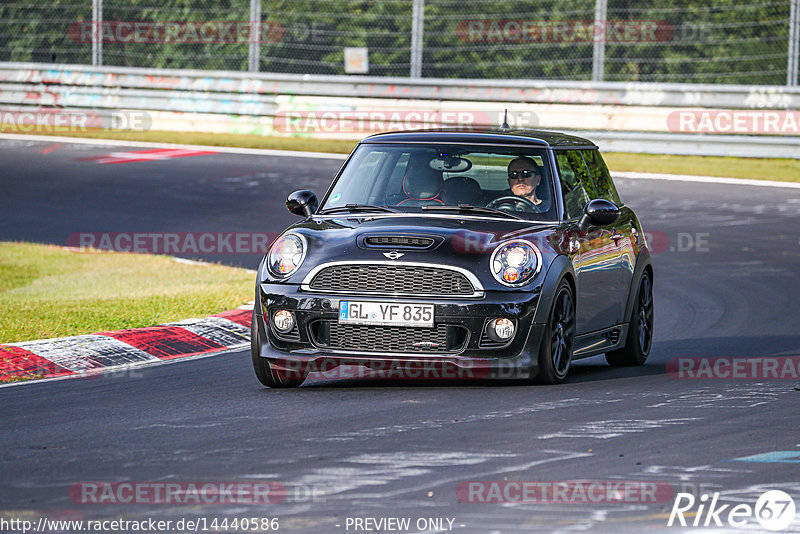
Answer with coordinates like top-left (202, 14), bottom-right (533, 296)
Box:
top-left (267, 233), bottom-right (307, 278)
top-left (490, 239), bottom-right (542, 286)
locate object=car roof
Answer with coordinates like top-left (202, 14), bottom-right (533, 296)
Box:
top-left (359, 128), bottom-right (598, 149)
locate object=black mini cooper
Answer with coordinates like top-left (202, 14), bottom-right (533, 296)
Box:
top-left (252, 129), bottom-right (653, 387)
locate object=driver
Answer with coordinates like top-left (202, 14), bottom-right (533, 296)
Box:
top-left (507, 156), bottom-right (545, 208)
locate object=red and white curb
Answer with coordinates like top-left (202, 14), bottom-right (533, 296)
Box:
top-left (0, 304), bottom-right (253, 384)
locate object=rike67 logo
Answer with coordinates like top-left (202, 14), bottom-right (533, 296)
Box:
top-left (668, 490), bottom-right (796, 531)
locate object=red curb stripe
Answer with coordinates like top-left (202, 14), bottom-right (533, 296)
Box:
top-left (100, 326), bottom-right (226, 360)
top-left (75, 148), bottom-right (217, 165)
top-left (213, 308), bottom-right (252, 328)
top-left (0, 345), bottom-right (75, 380)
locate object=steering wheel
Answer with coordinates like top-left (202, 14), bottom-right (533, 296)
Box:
top-left (486, 196), bottom-right (545, 213)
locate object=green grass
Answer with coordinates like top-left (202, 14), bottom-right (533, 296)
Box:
top-left (0, 242), bottom-right (253, 344)
top-left (602, 152), bottom-right (800, 183)
top-left (18, 128), bottom-right (800, 182)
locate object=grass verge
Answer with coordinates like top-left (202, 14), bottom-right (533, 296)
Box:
top-left (602, 152), bottom-right (800, 182)
top-left (13, 128), bottom-right (800, 183)
top-left (0, 242), bottom-right (253, 344)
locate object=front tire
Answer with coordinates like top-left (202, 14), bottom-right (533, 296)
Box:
top-left (605, 271), bottom-right (653, 366)
top-left (251, 311), bottom-right (306, 388)
top-left (535, 280), bottom-right (576, 384)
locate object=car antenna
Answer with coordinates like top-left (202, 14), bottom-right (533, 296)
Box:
top-left (501, 109), bottom-right (510, 130)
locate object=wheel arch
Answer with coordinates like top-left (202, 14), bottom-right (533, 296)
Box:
top-left (622, 249), bottom-right (653, 325)
top-left (532, 254), bottom-right (576, 325)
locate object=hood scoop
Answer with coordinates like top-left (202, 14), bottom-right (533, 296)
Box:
top-left (360, 234), bottom-right (441, 251)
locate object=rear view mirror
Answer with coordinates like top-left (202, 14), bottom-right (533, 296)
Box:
top-left (429, 156), bottom-right (472, 173)
top-left (579, 199), bottom-right (620, 229)
top-left (286, 190), bottom-right (318, 217)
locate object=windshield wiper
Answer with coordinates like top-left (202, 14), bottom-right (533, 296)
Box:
top-left (318, 204), bottom-right (399, 215)
top-left (421, 204), bottom-right (523, 220)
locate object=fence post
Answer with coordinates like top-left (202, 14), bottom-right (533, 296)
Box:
top-left (592, 0), bottom-right (607, 82)
top-left (410, 0), bottom-right (425, 78)
top-left (249, 0), bottom-right (261, 72)
top-left (790, 0), bottom-right (800, 86)
top-left (92, 0), bottom-right (103, 66)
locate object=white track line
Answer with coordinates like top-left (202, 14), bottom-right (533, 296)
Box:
top-left (613, 171), bottom-right (800, 190)
top-left (2, 133), bottom-right (797, 188)
top-left (0, 132), bottom-right (349, 160)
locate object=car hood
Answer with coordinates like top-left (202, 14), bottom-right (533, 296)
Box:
top-left (264, 214), bottom-right (568, 292)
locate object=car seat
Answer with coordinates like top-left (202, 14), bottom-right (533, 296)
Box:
top-left (442, 176), bottom-right (483, 205)
top-left (397, 165), bottom-right (444, 207)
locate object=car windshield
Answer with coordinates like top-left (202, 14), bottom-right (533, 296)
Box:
top-left (319, 143), bottom-right (557, 220)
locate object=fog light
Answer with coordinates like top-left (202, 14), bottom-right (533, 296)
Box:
top-left (488, 318), bottom-right (515, 341)
top-left (272, 310), bottom-right (295, 333)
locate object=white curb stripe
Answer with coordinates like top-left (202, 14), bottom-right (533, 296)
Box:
top-left (11, 335), bottom-right (159, 372)
top-left (165, 317), bottom-right (249, 347)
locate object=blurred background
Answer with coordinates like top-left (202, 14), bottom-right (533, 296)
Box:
top-left (1, 0), bottom-right (796, 84)
top-left (0, 1), bottom-right (798, 158)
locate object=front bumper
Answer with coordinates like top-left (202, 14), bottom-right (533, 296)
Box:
top-left (255, 282), bottom-right (546, 380)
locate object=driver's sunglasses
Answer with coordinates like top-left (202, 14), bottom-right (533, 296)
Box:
top-left (508, 169), bottom-right (539, 180)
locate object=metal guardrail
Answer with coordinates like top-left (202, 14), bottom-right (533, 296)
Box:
top-left (3, 62), bottom-right (800, 109)
top-left (573, 131), bottom-right (800, 160)
top-left (1, 62), bottom-right (798, 159)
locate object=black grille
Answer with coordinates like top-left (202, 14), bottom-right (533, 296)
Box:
top-left (309, 265), bottom-right (474, 295)
top-left (364, 235), bottom-right (434, 249)
top-left (309, 321), bottom-right (468, 353)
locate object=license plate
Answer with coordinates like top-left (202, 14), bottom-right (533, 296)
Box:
top-left (338, 301), bottom-right (434, 328)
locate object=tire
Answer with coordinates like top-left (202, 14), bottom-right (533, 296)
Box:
top-left (535, 280), bottom-right (576, 384)
top-left (605, 271), bottom-right (653, 367)
top-left (251, 310), bottom-right (306, 388)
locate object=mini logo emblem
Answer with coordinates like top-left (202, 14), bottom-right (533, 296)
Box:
top-left (383, 251), bottom-right (405, 260)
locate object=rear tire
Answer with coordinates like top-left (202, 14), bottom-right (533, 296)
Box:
top-left (251, 310), bottom-right (306, 388)
top-left (535, 280), bottom-right (575, 384)
top-left (605, 271), bottom-right (653, 367)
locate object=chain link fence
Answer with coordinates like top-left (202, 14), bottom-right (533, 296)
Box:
top-left (1, 0), bottom-right (798, 85)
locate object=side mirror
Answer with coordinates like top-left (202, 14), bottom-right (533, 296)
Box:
top-left (578, 198), bottom-right (620, 230)
top-left (286, 190), bottom-right (318, 217)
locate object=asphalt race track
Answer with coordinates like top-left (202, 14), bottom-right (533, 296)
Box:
top-left (1, 137), bottom-right (799, 533)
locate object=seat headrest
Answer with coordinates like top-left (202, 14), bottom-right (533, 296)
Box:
top-left (442, 176), bottom-right (482, 205)
top-left (403, 165), bottom-right (443, 200)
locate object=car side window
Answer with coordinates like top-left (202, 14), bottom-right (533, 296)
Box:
top-left (582, 149), bottom-right (622, 204)
top-left (554, 150), bottom-right (591, 219)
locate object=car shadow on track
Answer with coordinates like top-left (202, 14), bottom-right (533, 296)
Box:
top-left (264, 336), bottom-right (800, 389)
top-left (295, 356), bottom-right (666, 389)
